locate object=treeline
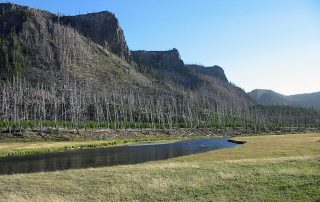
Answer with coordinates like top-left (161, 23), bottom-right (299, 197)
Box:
top-left (0, 77), bottom-right (246, 131)
top-left (251, 105), bottom-right (320, 130)
top-left (0, 77), bottom-right (319, 132)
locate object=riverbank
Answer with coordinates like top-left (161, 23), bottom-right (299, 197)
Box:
top-left (0, 135), bottom-right (219, 158)
top-left (1, 127), bottom-right (319, 143)
top-left (0, 127), bottom-right (318, 158)
top-left (0, 133), bottom-right (319, 201)
top-left (0, 128), bottom-right (227, 143)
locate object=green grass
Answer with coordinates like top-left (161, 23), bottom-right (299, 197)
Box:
top-left (0, 133), bottom-right (319, 201)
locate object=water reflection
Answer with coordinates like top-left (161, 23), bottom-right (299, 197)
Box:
top-left (0, 138), bottom-right (239, 175)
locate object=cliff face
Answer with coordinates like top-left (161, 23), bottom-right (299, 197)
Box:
top-left (132, 48), bottom-right (184, 70)
top-left (132, 50), bottom-right (228, 83)
top-left (185, 64), bottom-right (228, 82)
top-left (132, 49), bottom-right (201, 88)
top-left (60, 11), bottom-right (133, 64)
top-left (132, 49), bottom-right (253, 107)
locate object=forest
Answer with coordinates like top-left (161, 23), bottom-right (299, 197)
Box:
top-left (1, 76), bottom-right (319, 134)
top-left (0, 3), bottom-right (319, 135)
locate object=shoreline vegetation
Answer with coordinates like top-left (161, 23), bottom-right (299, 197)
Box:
top-left (1, 78), bottom-right (320, 139)
top-left (0, 133), bottom-right (319, 201)
top-left (0, 127), bottom-right (319, 158)
top-left (0, 135), bottom-right (218, 158)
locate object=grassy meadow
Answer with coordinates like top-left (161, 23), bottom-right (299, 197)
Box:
top-left (0, 133), bottom-right (319, 201)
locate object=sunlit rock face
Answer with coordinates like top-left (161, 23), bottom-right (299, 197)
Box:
top-left (60, 11), bottom-right (134, 64)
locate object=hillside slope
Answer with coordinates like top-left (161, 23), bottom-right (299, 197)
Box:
top-left (0, 3), bottom-right (151, 92)
top-left (249, 89), bottom-right (320, 109)
top-left (0, 3), bottom-right (254, 129)
top-left (60, 11), bottom-right (134, 64)
top-left (132, 49), bottom-right (252, 108)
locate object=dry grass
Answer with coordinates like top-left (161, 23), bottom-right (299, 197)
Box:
top-left (174, 133), bottom-right (320, 163)
top-left (0, 133), bottom-right (319, 201)
top-left (0, 140), bottom-right (120, 157)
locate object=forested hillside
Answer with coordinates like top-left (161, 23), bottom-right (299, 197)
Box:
top-left (0, 3), bottom-right (255, 131)
top-left (249, 89), bottom-right (320, 109)
top-left (0, 3), bottom-right (319, 133)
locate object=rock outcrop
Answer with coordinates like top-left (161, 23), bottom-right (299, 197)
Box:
top-left (132, 49), bottom-right (253, 107)
top-left (60, 11), bottom-right (133, 64)
top-left (185, 64), bottom-right (228, 82)
top-left (132, 48), bottom-right (184, 70)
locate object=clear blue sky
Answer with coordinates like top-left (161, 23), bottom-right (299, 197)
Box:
top-left (2, 0), bottom-right (320, 95)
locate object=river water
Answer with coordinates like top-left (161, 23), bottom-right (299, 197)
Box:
top-left (0, 138), bottom-right (240, 175)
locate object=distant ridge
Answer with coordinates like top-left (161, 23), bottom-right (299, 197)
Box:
top-left (249, 89), bottom-right (320, 109)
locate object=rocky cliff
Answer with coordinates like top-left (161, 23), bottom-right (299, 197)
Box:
top-left (132, 50), bottom-right (228, 83)
top-left (132, 48), bottom-right (184, 70)
top-left (185, 64), bottom-right (228, 82)
top-left (60, 11), bottom-right (133, 64)
top-left (132, 49), bottom-right (253, 107)
top-left (132, 49), bottom-right (200, 88)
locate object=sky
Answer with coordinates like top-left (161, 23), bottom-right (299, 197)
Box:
top-left (1, 0), bottom-right (320, 95)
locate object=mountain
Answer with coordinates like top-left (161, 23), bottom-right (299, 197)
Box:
top-left (0, 3), bottom-right (253, 107)
top-left (249, 89), bottom-right (320, 109)
top-left (249, 90), bottom-right (293, 105)
top-left (132, 49), bottom-right (252, 107)
top-left (0, 3), bottom-right (254, 129)
top-left (185, 64), bottom-right (228, 82)
top-left (0, 3), bottom-right (149, 90)
top-left (60, 11), bottom-right (133, 64)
